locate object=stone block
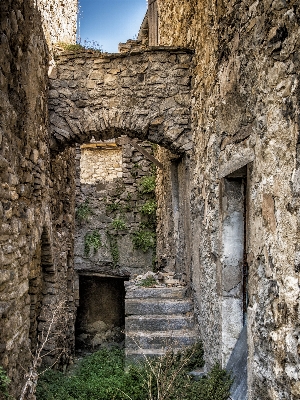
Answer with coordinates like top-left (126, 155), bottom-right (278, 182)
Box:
top-left (125, 315), bottom-right (194, 332)
top-left (125, 286), bottom-right (187, 299)
top-left (125, 331), bottom-right (198, 350)
top-left (125, 298), bottom-right (193, 316)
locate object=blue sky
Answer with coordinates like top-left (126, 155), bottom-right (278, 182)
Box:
top-left (78, 0), bottom-right (148, 53)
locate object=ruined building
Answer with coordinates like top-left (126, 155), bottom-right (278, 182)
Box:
top-left (1, 0), bottom-right (300, 399)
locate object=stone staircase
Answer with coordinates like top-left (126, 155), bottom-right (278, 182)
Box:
top-left (125, 283), bottom-right (199, 362)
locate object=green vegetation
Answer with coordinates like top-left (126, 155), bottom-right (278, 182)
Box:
top-left (106, 232), bottom-right (119, 266)
top-left (76, 200), bottom-right (91, 223)
top-left (132, 228), bottom-right (156, 253)
top-left (84, 230), bottom-right (102, 256)
top-left (106, 202), bottom-right (121, 213)
top-left (138, 275), bottom-right (157, 287)
top-left (140, 199), bottom-right (157, 216)
top-left (36, 345), bottom-right (232, 400)
top-left (58, 39), bottom-right (103, 52)
top-left (138, 175), bottom-right (156, 194)
top-left (111, 218), bottom-right (127, 231)
top-left (58, 43), bottom-right (85, 51)
top-left (0, 366), bottom-right (11, 399)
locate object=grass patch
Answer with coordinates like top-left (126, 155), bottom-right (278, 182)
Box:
top-left (36, 345), bottom-right (232, 400)
top-left (138, 275), bottom-right (157, 287)
top-left (58, 40), bottom-right (103, 53)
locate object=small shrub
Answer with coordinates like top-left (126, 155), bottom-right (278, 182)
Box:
top-left (84, 230), bottom-right (102, 256)
top-left (36, 345), bottom-right (232, 400)
top-left (194, 363), bottom-right (233, 400)
top-left (132, 229), bottom-right (156, 252)
top-left (138, 275), bottom-right (157, 287)
top-left (139, 175), bottom-right (156, 194)
top-left (111, 218), bottom-right (127, 231)
top-left (76, 200), bottom-right (91, 223)
top-left (140, 199), bottom-right (157, 216)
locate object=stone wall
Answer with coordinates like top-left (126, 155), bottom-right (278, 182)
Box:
top-left (49, 47), bottom-right (193, 153)
top-left (74, 139), bottom-right (158, 351)
top-left (0, 0), bottom-right (77, 396)
top-left (158, 1), bottom-right (300, 399)
top-left (37, 0), bottom-right (77, 48)
top-left (74, 140), bottom-right (157, 277)
top-left (80, 144), bottom-right (123, 183)
top-left (2, 0), bottom-right (300, 398)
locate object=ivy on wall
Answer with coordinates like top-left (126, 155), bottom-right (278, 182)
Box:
top-left (84, 230), bottom-right (102, 256)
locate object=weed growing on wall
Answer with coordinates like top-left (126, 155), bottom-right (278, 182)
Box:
top-left (130, 163), bottom-right (140, 178)
top-left (84, 230), bottom-right (102, 256)
top-left (140, 199), bottom-right (157, 216)
top-left (0, 367), bottom-right (11, 399)
top-left (138, 175), bottom-right (156, 194)
top-left (36, 344), bottom-right (232, 400)
top-left (106, 202), bottom-right (121, 213)
top-left (132, 228), bottom-right (156, 252)
top-left (106, 232), bottom-right (120, 266)
top-left (58, 39), bottom-right (103, 52)
top-left (76, 200), bottom-right (91, 223)
top-left (111, 218), bottom-right (127, 231)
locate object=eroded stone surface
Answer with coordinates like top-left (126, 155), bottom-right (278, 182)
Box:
top-left (157, 0), bottom-right (300, 398)
top-left (49, 48), bottom-right (193, 153)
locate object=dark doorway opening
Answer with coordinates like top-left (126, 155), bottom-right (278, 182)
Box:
top-left (75, 275), bottom-right (128, 354)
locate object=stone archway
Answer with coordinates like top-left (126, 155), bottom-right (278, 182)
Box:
top-left (49, 47), bottom-right (193, 154)
top-left (49, 45), bottom-right (195, 361)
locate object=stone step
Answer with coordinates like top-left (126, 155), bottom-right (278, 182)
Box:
top-left (125, 285), bottom-right (187, 300)
top-left (125, 348), bottom-right (184, 364)
top-left (125, 330), bottom-right (199, 350)
top-left (125, 298), bottom-right (193, 316)
top-left (125, 314), bottom-right (195, 331)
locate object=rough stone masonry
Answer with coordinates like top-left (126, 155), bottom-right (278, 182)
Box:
top-left (1, 0), bottom-right (300, 399)
top-left (49, 47), bottom-right (194, 153)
